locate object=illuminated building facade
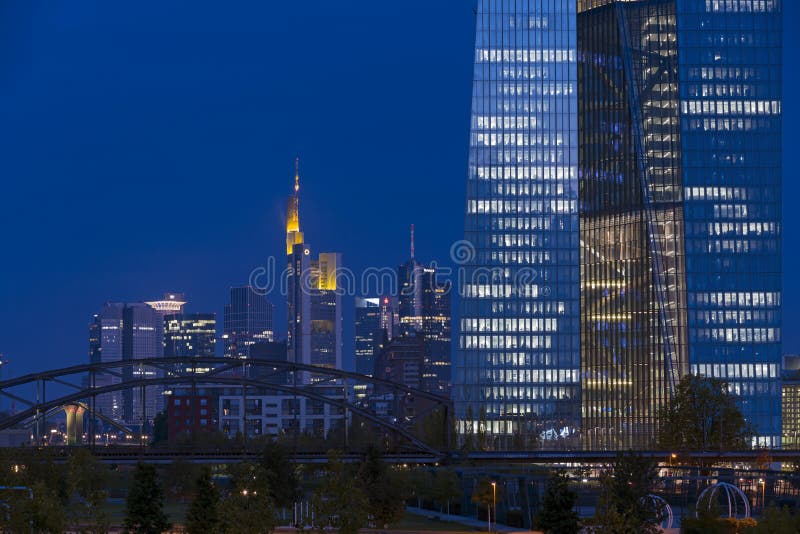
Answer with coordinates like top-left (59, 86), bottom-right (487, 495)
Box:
top-left (578, 0), bottom-right (782, 448)
top-left (783, 355), bottom-right (800, 449)
top-left (398, 238), bottom-right (452, 396)
top-left (355, 297), bottom-right (383, 377)
top-left (455, 0), bottom-right (581, 449)
top-left (223, 286), bottom-right (273, 358)
top-left (90, 302), bottom-right (164, 426)
top-left (286, 160), bottom-right (343, 383)
top-left (164, 313), bottom-right (217, 358)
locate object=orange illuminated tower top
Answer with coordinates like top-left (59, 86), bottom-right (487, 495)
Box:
top-left (286, 157), bottom-right (304, 254)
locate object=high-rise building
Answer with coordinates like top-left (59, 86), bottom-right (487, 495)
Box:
top-left (285, 159), bottom-right (343, 383)
top-left (164, 313), bottom-right (217, 358)
top-left (455, 0), bottom-right (781, 450)
top-left (456, 0), bottom-right (581, 449)
top-left (379, 295), bottom-right (400, 341)
top-left (398, 228), bottom-right (452, 395)
top-left (578, 0), bottom-right (782, 448)
top-left (90, 302), bottom-right (164, 426)
top-left (355, 297), bottom-right (383, 377)
top-left (223, 286), bottom-right (274, 358)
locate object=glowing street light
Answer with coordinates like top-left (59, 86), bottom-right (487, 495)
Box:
top-left (491, 481), bottom-right (497, 534)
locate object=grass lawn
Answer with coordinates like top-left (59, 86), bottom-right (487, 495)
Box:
top-left (389, 511), bottom-right (479, 532)
top-left (103, 501), bottom-right (189, 525)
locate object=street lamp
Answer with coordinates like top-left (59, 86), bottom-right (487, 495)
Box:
top-left (491, 481), bottom-right (497, 534)
top-left (758, 479), bottom-right (765, 509)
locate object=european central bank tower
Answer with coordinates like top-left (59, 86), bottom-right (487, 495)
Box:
top-left (456, 0), bottom-right (782, 450)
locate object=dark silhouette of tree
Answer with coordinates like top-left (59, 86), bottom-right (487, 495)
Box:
top-left (185, 467), bottom-right (220, 534)
top-left (590, 452), bottom-right (663, 534)
top-left (150, 411), bottom-right (168, 447)
top-left (260, 440), bottom-right (301, 508)
top-left (431, 468), bottom-right (462, 515)
top-left (313, 451), bottom-right (368, 534)
top-left (357, 446), bottom-right (407, 528)
top-left (535, 470), bottom-right (579, 534)
top-left (123, 463), bottom-right (171, 534)
top-left (66, 448), bottom-right (110, 533)
top-left (658, 374), bottom-right (751, 452)
top-left (472, 477), bottom-right (503, 524)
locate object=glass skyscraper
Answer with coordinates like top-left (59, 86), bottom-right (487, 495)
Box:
top-left (457, 0), bottom-right (781, 449)
top-left (578, 0), bottom-right (782, 448)
top-left (455, 0), bottom-right (581, 449)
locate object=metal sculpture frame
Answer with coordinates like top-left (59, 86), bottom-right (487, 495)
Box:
top-left (696, 482), bottom-right (751, 519)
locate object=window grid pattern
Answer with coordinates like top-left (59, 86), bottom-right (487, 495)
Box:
top-left (677, 0), bottom-right (782, 447)
top-left (456, 0), bottom-right (580, 450)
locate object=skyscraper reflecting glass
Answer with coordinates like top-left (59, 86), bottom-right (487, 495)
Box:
top-left (455, 0), bottom-right (581, 449)
top-left (578, 0), bottom-right (782, 448)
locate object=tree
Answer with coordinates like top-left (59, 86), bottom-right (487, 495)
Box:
top-left (477, 407), bottom-right (488, 450)
top-left (357, 446), bottom-right (407, 528)
top-left (151, 411), bottom-right (168, 447)
top-left (431, 469), bottom-right (462, 515)
top-left (472, 477), bottom-right (503, 525)
top-left (591, 452), bottom-right (663, 534)
top-left (313, 451), bottom-right (368, 534)
top-left (658, 374), bottom-right (751, 452)
top-left (260, 440), bottom-right (301, 508)
top-left (462, 405), bottom-right (475, 452)
top-left (742, 505), bottom-right (799, 533)
top-left (535, 470), bottom-right (579, 534)
top-left (164, 459), bottom-right (202, 502)
top-left (123, 463), bottom-right (171, 534)
top-left (185, 467), bottom-right (220, 534)
top-left (218, 490), bottom-right (276, 534)
top-left (66, 448), bottom-right (110, 533)
top-left (407, 468), bottom-right (434, 508)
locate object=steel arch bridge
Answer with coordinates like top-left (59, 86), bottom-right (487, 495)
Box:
top-left (0, 357), bottom-right (451, 457)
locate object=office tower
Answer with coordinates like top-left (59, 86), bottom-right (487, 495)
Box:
top-left (91, 304), bottom-right (124, 421)
top-left (122, 303), bottom-right (163, 426)
top-left (379, 296), bottom-right (399, 341)
top-left (355, 298), bottom-right (383, 377)
top-left (90, 302), bottom-right (164, 426)
top-left (223, 286), bottom-right (274, 358)
top-left (782, 355), bottom-right (800, 449)
top-left (164, 313), bottom-right (217, 358)
top-left (285, 160), bottom-right (343, 382)
top-left (310, 252), bottom-right (343, 371)
top-left (578, 0), bottom-right (782, 448)
top-left (455, 0), bottom-right (581, 449)
top-left (375, 335), bottom-right (426, 392)
top-left (398, 229), bottom-right (453, 395)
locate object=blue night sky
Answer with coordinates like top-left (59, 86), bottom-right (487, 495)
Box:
top-left (0, 1), bottom-right (797, 377)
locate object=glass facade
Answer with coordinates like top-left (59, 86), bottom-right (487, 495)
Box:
top-left (223, 286), bottom-right (274, 358)
top-left (578, 0), bottom-right (689, 449)
top-left (577, 0), bottom-right (781, 448)
top-left (456, 0), bottom-right (581, 449)
top-left (459, 0), bottom-right (781, 449)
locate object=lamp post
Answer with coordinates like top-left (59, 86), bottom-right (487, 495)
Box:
top-left (491, 481), bottom-right (497, 534)
top-left (758, 478), bottom-right (765, 509)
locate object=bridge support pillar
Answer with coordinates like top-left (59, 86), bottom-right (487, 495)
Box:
top-left (65, 405), bottom-right (84, 445)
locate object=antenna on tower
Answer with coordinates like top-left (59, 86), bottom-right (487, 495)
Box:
top-left (410, 224), bottom-right (415, 260)
top-left (294, 157), bottom-right (300, 194)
